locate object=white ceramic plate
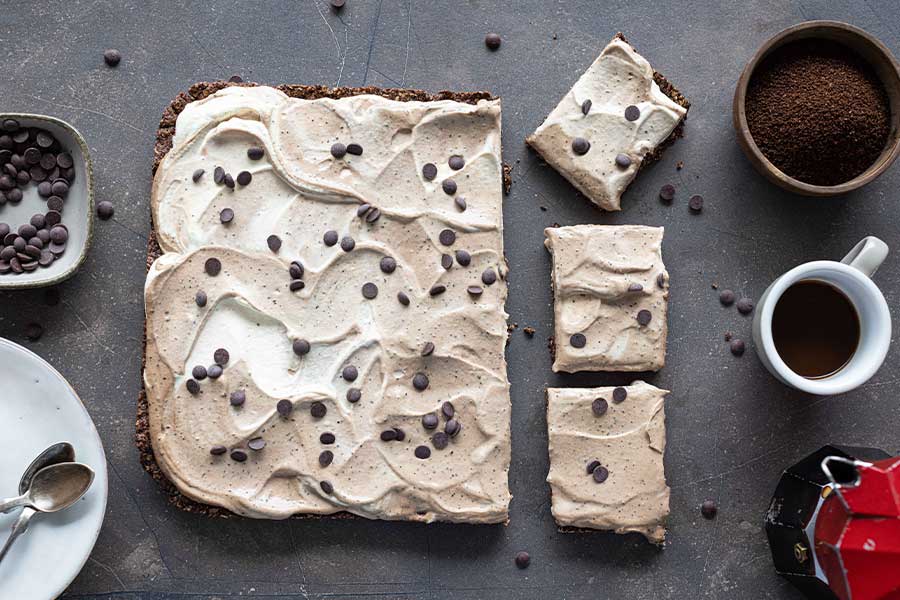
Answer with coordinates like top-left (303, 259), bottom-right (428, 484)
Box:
top-left (0, 337), bottom-right (107, 600)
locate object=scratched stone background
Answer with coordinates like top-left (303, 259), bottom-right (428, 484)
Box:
top-left (1, 0), bottom-right (899, 598)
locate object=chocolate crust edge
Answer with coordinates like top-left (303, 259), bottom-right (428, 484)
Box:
top-left (140, 81), bottom-right (510, 521)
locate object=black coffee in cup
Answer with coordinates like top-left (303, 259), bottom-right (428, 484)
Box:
top-left (772, 280), bottom-right (860, 379)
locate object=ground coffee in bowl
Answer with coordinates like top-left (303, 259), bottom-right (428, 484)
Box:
top-left (745, 39), bottom-right (891, 186)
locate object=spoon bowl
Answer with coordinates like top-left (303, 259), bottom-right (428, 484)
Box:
top-left (28, 463), bottom-right (94, 513)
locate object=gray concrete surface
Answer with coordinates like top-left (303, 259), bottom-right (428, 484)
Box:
top-left (1, 1), bottom-right (899, 598)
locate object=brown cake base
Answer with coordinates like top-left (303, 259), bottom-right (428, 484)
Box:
top-left (139, 81), bottom-right (505, 518)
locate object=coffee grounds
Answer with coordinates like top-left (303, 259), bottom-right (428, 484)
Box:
top-left (746, 39), bottom-right (891, 186)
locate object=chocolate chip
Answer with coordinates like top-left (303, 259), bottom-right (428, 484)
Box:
top-left (422, 413), bottom-right (439, 429)
top-left (365, 208), bottom-right (381, 223)
top-left (223, 174), bottom-right (234, 189)
top-left (570, 333), bottom-right (586, 348)
top-left (289, 261), bottom-right (304, 279)
top-left (24, 322), bottom-right (43, 341)
top-left (24, 148), bottom-right (41, 165)
top-left (586, 460), bottom-right (601, 475)
top-left (247, 147), bottom-right (264, 160)
top-left (481, 268), bottom-right (497, 285)
top-left (103, 48), bottom-right (121, 66)
top-left (592, 398), bottom-right (608, 416)
top-left (412, 372), bottom-right (429, 391)
top-left (342, 365), bottom-right (358, 381)
top-left (719, 289), bottom-right (735, 306)
top-left (581, 99), bottom-right (592, 115)
top-left (615, 153), bottom-right (632, 168)
top-left (659, 184), bottom-right (675, 202)
top-left (186, 379), bottom-right (200, 395)
top-left (624, 105), bottom-right (641, 121)
top-left (736, 297), bottom-right (754, 315)
top-left (45, 211), bottom-right (61, 226)
top-left (47, 196), bottom-right (63, 212)
top-left (448, 155), bottom-right (465, 170)
top-left (267, 234), bottom-right (281, 252)
top-left (289, 279), bottom-right (306, 292)
top-left (454, 196), bottom-right (467, 211)
top-left (421, 342), bottom-right (435, 357)
top-left (230, 449), bottom-right (248, 462)
top-left (1, 119), bottom-right (19, 132)
top-left (422, 163), bottom-right (437, 180)
top-left (340, 236), bottom-right (355, 252)
top-left (293, 339), bottom-right (311, 356)
top-left (394, 428), bottom-right (408, 441)
top-left (701, 499), bottom-right (718, 519)
top-left (40, 153), bottom-right (56, 170)
top-left (414, 445), bottom-right (431, 459)
top-left (236, 171), bottom-right (252, 186)
top-left (432, 431), bottom-right (450, 450)
top-left (37, 181), bottom-right (52, 197)
top-left (380, 429), bottom-right (398, 442)
top-left (467, 285), bottom-right (483, 297)
top-left (210, 445), bottom-right (227, 456)
top-left (439, 229), bottom-right (456, 246)
top-left (192, 365), bottom-right (208, 380)
top-left (204, 257), bottom-right (222, 276)
top-left (592, 465), bottom-right (609, 483)
top-left (441, 254), bottom-right (453, 270)
top-left (213, 166), bottom-right (225, 184)
top-left (429, 285), bottom-right (446, 297)
top-left (56, 152), bottom-right (73, 169)
top-left (319, 450), bottom-right (334, 467)
top-left (96, 201), bottom-right (114, 220)
top-left (441, 401), bottom-right (455, 419)
top-left (636, 309), bottom-right (652, 326)
top-left (346, 388), bottom-right (361, 403)
top-left (230, 390), bottom-right (246, 406)
top-left (220, 208), bottom-right (234, 224)
top-left (485, 32), bottom-right (502, 50)
top-left (277, 399), bottom-right (293, 417)
top-left (612, 387), bottom-right (627, 404)
top-left (214, 348), bottom-right (230, 366)
top-left (657, 273), bottom-right (667, 289)
top-left (323, 230), bottom-right (338, 246)
top-left (515, 552), bottom-right (530, 569)
top-left (346, 143), bottom-right (363, 156)
top-left (228, 75), bottom-right (243, 83)
top-left (380, 256), bottom-right (397, 273)
top-left (730, 339), bottom-right (746, 356)
top-left (310, 401), bottom-right (327, 418)
top-left (445, 419), bottom-right (461, 437)
top-left (320, 481), bottom-right (334, 494)
top-left (320, 432), bottom-right (336, 444)
top-left (628, 283), bottom-right (643, 292)
top-left (571, 137), bottom-right (590, 155)
top-left (398, 291), bottom-right (411, 305)
top-left (689, 195), bottom-right (703, 212)
top-left (248, 437), bottom-right (266, 451)
top-left (442, 179), bottom-right (457, 195)
top-left (331, 0), bottom-right (345, 8)
top-left (357, 204), bottom-right (371, 218)
top-left (362, 282), bottom-right (378, 299)
top-left (207, 364), bottom-right (223, 379)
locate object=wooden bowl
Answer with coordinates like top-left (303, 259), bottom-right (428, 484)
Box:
top-left (733, 21), bottom-right (900, 196)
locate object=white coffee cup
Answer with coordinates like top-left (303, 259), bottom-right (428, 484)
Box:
top-left (752, 236), bottom-right (891, 395)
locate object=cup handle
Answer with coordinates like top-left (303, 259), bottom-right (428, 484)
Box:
top-left (841, 236), bottom-right (889, 277)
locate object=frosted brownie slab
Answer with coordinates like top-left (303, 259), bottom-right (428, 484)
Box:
top-left (546, 382), bottom-right (669, 543)
top-left (144, 85), bottom-right (511, 523)
top-left (545, 224), bottom-right (668, 373)
top-left (526, 34), bottom-right (689, 211)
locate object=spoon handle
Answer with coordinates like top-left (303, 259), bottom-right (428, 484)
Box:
top-left (0, 507), bottom-right (35, 564)
top-left (0, 494), bottom-right (28, 514)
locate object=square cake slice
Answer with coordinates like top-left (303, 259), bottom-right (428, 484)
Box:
top-left (545, 224), bottom-right (668, 373)
top-left (546, 382), bottom-right (669, 543)
top-left (144, 84), bottom-right (511, 523)
top-left (526, 34), bottom-right (689, 211)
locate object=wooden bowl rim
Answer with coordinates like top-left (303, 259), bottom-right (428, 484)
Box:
top-left (733, 20), bottom-right (900, 197)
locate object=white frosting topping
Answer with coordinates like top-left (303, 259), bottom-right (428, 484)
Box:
top-left (547, 382), bottom-right (669, 543)
top-left (545, 225), bottom-right (668, 372)
top-left (145, 86), bottom-right (511, 522)
top-left (527, 36), bottom-right (687, 211)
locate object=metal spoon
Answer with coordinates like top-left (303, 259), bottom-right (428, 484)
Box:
top-left (0, 460), bottom-right (93, 564)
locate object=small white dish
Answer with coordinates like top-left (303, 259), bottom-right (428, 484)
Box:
top-left (0, 337), bottom-right (107, 600)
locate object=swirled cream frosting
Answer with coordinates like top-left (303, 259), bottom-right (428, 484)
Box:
top-left (144, 86), bottom-right (511, 522)
top-left (546, 382), bottom-right (669, 543)
top-left (545, 225), bottom-right (668, 373)
top-left (526, 35), bottom-right (688, 211)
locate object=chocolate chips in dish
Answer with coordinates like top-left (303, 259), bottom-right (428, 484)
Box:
top-left (0, 120), bottom-right (76, 275)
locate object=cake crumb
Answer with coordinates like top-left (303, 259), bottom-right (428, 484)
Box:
top-left (676, 161), bottom-right (684, 170)
top-left (523, 327), bottom-right (535, 337)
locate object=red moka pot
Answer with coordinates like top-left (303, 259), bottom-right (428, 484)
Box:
top-left (766, 445), bottom-right (900, 600)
